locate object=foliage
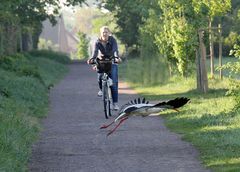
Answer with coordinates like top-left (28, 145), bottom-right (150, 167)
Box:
top-left (76, 31), bottom-right (90, 59)
top-left (0, 54), bottom-right (42, 82)
top-left (0, 0), bottom-right (86, 56)
top-left (91, 12), bottom-right (116, 35)
top-left (193, 0), bottom-right (231, 19)
top-left (155, 0), bottom-right (203, 76)
top-left (223, 32), bottom-right (240, 56)
top-left (102, 0), bottom-right (233, 77)
top-left (224, 32), bottom-right (240, 48)
top-left (74, 7), bottom-right (101, 35)
top-left (119, 57), bottom-right (169, 86)
top-left (220, 44), bottom-right (240, 109)
top-left (100, 0), bottom-right (151, 48)
top-left (153, 0), bottom-right (230, 76)
top-left (212, 0), bottom-right (240, 56)
top-left (0, 51), bottom-right (68, 171)
top-left (136, 8), bottom-right (171, 85)
top-left (38, 38), bottom-right (59, 51)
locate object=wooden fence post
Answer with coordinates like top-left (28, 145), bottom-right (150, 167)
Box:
top-left (196, 30), bottom-right (208, 93)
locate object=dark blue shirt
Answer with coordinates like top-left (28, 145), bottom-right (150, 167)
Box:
top-left (92, 36), bottom-right (119, 59)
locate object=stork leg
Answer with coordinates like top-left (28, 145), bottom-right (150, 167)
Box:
top-left (107, 117), bottom-right (128, 136)
top-left (100, 121), bottom-right (115, 129)
top-left (100, 113), bottom-right (127, 129)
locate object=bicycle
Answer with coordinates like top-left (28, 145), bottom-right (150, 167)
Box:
top-left (94, 56), bottom-right (115, 119)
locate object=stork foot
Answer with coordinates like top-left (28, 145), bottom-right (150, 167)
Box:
top-left (100, 121), bottom-right (114, 129)
top-left (107, 130), bottom-right (114, 136)
top-left (106, 117), bottom-right (128, 136)
top-left (100, 125), bottom-right (108, 129)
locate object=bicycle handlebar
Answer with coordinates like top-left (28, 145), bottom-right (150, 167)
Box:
top-left (88, 56), bottom-right (120, 65)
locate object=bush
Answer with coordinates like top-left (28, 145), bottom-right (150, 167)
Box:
top-left (221, 44), bottom-right (240, 109)
top-left (76, 31), bottom-right (89, 60)
top-left (0, 53), bottom-right (42, 81)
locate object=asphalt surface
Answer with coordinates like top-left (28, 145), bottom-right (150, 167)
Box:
top-left (29, 62), bottom-right (210, 172)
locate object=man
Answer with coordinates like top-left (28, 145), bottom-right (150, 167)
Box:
top-left (87, 26), bottom-right (121, 110)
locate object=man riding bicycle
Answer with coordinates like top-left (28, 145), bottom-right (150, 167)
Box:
top-left (87, 26), bottom-right (121, 110)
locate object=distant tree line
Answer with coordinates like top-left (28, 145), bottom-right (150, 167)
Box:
top-left (0, 0), bottom-right (86, 56)
top-left (100, 0), bottom-right (240, 76)
top-left (99, 0), bottom-right (240, 92)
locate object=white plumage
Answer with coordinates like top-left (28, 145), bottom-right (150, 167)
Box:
top-left (100, 97), bottom-right (190, 136)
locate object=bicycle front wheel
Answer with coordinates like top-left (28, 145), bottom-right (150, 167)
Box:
top-left (102, 82), bottom-right (111, 119)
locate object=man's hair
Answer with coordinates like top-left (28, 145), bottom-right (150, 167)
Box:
top-left (100, 26), bottom-right (110, 33)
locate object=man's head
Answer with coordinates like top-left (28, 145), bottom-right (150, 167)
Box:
top-left (100, 26), bottom-right (110, 42)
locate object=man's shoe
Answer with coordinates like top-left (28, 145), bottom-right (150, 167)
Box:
top-left (98, 90), bottom-right (103, 97)
top-left (113, 103), bottom-right (119, 111)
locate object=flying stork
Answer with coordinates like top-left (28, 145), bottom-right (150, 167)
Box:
top-left (100, 97), bottom-right (190, 136)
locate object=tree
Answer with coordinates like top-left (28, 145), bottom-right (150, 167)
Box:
top-left (91, 12), bottom-right (116, 35)
top-left (74, 8), bottom-right (100, 35)
top-left (193, 0), bottom-right (231, 78)
top-left (76, 31), bottom-right (89, 59)
top-left (0, 0), bottom-right (86, 56)
top-left (100, 0), bottom-right (151, 49)
top-left (155, 0), bottom-right (203, 76)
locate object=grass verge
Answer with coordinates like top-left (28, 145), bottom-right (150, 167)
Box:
top-left (0, 50), bottom-right (69, 171)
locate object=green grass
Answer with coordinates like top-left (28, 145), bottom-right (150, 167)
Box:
top-left (119, 57), bottom-right (240, 172)
top-left (0, 50), bottom-right (69, 171)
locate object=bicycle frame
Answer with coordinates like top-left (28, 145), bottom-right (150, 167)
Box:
top-left (102, 72), bottom-right (113, 119)
top-left (90, 56), bottom-right (117, 119)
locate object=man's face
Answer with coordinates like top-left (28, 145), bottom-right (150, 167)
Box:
top-left (100, 28), bottom-right (109, 41)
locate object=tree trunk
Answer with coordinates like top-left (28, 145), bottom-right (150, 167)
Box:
top-left (22, 33), bottom-right (33, 51)
top-left (0, 28), bottom-right (3, 56)
top-left (28, 33), bottom-right (33, 51)
top-left (209, 19), bottom-right (215, 79)
top-left (19, 27), bottom-right (23, 52)
top-left (22, 33), bottom-right (29, 51)
top-left (218, 24), bottom-right (223, 79)
top-left (5, 24), bottom-right (18, 55)
top-left (196, 50), bottom-right (201, 90)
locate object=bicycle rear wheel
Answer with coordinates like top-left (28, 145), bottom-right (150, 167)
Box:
top-left (102, 82), bottom-right (111, 119)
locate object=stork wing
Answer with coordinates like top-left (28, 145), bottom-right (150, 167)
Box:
top-left (125, 97), bottom-right (149, 106)
top-left (119, 97), bottom-right (150, 112)
top-left (153, 97), bottom-right (190, 109)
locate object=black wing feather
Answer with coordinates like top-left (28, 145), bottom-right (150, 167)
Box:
top-left (153, 97), bottom-right (190, 108)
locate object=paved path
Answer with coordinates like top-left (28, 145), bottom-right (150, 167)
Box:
top-left (29, 63), bottom-right (210, 172)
